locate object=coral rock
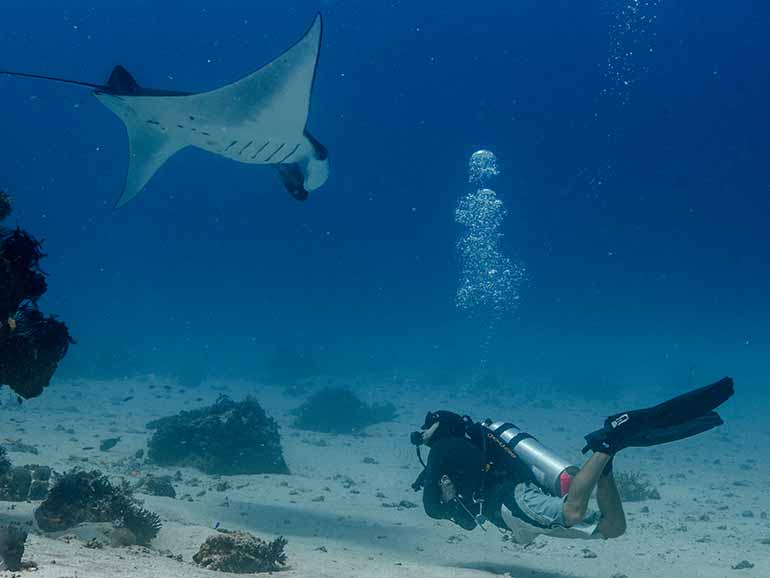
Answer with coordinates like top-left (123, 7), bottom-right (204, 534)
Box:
top-left (193, 530), bottom-right (288, 574)
top-left (0, 458), bottom-right (52, 502)
top-left (147, 396), bottom-right (289, 475)
top-left (292, 387), bottom-right (396, 433)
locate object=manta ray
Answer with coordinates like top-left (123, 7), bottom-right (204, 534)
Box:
top-left (0, 13), bottom-right (329, 207)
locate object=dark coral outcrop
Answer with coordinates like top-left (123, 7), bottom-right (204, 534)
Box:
top-left (0, 190), bottom-right (72, 399)
top-left (147, 396), bottom-right (289, 475)
top-left (292, 387), bottom-right (397, 433)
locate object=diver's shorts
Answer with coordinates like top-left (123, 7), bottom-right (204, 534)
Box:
top-left (500, 482), bottom-right (602, 543)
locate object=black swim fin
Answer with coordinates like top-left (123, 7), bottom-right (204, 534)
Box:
top-left (582, 377), bottom-right (734, 455)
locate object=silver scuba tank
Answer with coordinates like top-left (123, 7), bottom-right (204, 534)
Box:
top-left (482, 420), bottom-right (578, 497)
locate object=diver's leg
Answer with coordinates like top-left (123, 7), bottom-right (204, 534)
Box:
top-left (562, 452), bottom-right (611, 526)
top-left (595, 471), bottom-right (626, 538)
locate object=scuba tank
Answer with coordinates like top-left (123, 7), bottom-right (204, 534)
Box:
top-left (481, 420), bottom-right (578, 497)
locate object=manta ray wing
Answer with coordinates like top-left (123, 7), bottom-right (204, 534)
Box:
top-left (188, 13), bottom-right (322, 135)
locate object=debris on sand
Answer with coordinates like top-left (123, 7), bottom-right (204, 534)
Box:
top-left (99, 437), bottom-right (121, 452)
top-left (135, 474), bottom-right (177, 499)
top-left (614, 471), bottom-right (661, 502)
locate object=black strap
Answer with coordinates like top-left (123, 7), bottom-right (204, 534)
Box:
top-left (493, 423), bottom-right (536, 450)
top-left (416, 445), bottom-right (426, 468)
top-left (507, 431), bottom-right (535, 448)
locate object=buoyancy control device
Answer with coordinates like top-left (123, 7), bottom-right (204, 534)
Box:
top-left (411, 411), bottom-right (577, 498)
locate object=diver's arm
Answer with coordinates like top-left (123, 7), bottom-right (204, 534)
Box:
top-left (420, 443), bottom-right (478, 531)
top-left (422, 479), bottom-right (476, 530)
top-left (422, 481), bottom-right (445, 520)
top-left (421, 450), bottom-right (449, 520)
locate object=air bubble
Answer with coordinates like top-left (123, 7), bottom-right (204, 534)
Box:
top-left (604, 0), bottom-right (660, 105)
top-left (468, 150), bottom-right (499, 187)
top-left (456, 153), bottom-right (525, 316)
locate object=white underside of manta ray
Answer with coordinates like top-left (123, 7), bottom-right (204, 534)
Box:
top-left (1, 13), bottom-right (329, 207)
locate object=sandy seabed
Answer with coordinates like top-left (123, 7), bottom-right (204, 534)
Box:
top-left (1, 376), bottom-right (767, 578)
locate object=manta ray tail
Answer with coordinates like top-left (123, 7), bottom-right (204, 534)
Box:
top-left (0, 69), bottom-right (105, 90)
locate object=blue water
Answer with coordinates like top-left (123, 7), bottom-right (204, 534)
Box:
top-left (2, 0), bottom-right (769, 394)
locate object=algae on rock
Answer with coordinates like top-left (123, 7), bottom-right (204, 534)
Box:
top-left (34, 470), bottom-right (162, 545)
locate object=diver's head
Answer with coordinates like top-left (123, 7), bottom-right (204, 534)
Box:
top-left (411, 410), bottom-right (469, 447)
top-left (418, 421), bottom-right (441, 446)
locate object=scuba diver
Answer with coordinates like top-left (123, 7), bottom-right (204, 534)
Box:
top-left (410, 377), bottom-right (734, 543)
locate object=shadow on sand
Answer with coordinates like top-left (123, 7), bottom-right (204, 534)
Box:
top-left (210, 501), bottom-right (596, 576)
top-left (216, 499), bottom-right (428, 549)
top-left (454, 561), bottom-right (588, 578)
